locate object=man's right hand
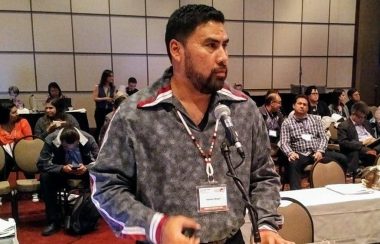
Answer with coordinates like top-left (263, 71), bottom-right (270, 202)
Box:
top-left (161, 215), bottom-right (201, 244)
top-left (288, 152), bottom-right (299, 162)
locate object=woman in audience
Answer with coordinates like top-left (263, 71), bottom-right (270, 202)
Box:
top-left (93, 69), bottom-right (115, 140)
top-left (0, 102), bottom-right (32, 180)
top-left (328, 88), bottom-right (350, 119)
top-left (47, 82), bottom-right (65, 101)
top-left (8, 86), bottom-right (24, 109)
top-left (34, 98), bottom-right (79, 139)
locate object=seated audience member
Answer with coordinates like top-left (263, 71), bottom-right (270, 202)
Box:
top-left (337, 101), bottom-right (380, 176)
top-left (280, 95), bottom-right (346, 190)
top-left (35, 98), bottom-right (79, 139)
top-left (259, 91), bottom-right (284, 150)
top-left (346, 88), bottom-right (360, 114)
top-left (328, 89), bottom-right (350, 119)
top-left (125, 77), bottom-right (139, 96)
top-left (8, 86), bottom-right (24, 109)
top-left (47, 82), bottom-right (66, 101)
top-left (0, 102), bottom-right (32, 180)
top-left (98, 91), bottom-right (127, 145)
top-left (304, 85), bottom-right (330, 117)
top-left (37, 126), bottom-right (99, 236)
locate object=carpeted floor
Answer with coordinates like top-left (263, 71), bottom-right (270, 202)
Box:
top-left (0, 194), bottom-right (132, 244)
top-left (0, 172), bottom-right (132, 244)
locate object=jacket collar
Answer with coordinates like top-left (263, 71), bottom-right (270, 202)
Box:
top-left (52, 128), bottom-right (88, 148)
top-left (137, 67), bottom-right (248, 109)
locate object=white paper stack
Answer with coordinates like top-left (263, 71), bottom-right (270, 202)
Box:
top-left (325, 184), bottom-right (374, 195)
top-left (0, 218), bottom-right (18, 244)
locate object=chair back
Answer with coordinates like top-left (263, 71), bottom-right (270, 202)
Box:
top-left (13, 136), bottom-right (44, 174)
top-left (278, 197), bottom-right (314, 244)
top-left (0, 146), bottom-right (5, 172)
top-left (310, 160), bottom-right (346, 188)
top-left (329, 123), bottom-right (338, 142)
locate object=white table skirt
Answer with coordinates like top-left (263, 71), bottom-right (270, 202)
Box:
top-left (280, 184), bottom-right (380, 243)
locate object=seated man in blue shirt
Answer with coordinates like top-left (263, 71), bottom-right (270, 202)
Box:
top-left (37, 126), bottom-right (99, 236)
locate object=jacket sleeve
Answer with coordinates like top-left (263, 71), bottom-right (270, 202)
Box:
top-left (279, 119), bottom-right (293, 156)
top-left (249, 106), bottom-right (282, 230)
top-left (34, 117), bottom-right (49, 139)
top-left (337, 122), bottom-right (366, 153)
top-left (37, 140), bottom-right (64, 173)
top-left (89, 110), bottom-right (164, 243)
top-left (84, 135), bottom-right (99, 170)
top-left (20, 119), bottom-right (32, 138)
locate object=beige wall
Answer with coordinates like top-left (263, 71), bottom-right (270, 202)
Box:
top-left (355, 0), bottom-right (380, 105)
top-left (0, 0), bottom-right (360, 127)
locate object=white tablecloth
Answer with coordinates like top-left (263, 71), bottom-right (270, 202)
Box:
top-left (280, 184), bottom-right (380, 243)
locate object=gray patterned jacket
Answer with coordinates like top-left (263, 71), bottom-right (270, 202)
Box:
top-left (90, 67), bottom-right (281, 243)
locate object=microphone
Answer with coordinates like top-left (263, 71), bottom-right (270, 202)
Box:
top-left (214, 104), bottom-right (245, 158)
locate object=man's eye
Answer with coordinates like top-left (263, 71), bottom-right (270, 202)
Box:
top-left (207, 43), bottom-right (217, 49)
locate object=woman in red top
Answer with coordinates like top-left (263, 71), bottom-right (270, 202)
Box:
top-left (0, 102), bottom-right (32, 180)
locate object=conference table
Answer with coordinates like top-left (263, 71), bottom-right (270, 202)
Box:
top-left (280, 184), bottom-right (380, 243)
top-left (18, 108), bottom-right (90, 133)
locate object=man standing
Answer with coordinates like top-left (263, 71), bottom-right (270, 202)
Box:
top-left (125, 77), bottom-right (139, 96)
top-left (280, 95), bottom-right (328, 190)
top-left (337, 101), bottom-right (379, 175)
top-left (37, 126), bottom-right (99, 236)
top-left (304, 86), bottom-right (330, 117)
top-left (91, 4), bottom-right (291, 244)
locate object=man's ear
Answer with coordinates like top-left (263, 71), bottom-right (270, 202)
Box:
top-left (169, 39), bottom-right (183, 63)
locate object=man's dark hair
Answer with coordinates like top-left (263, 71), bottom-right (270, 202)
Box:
top-left (265, 89), bottom-right (279, 97)
top-left (351, 101), bottom-right (368, 115)
top-left (265, 92), bottom-right (278, 106)
top-left (165, 4), bottom-right (224, 61)
top-left (294, 94), bottom-right (309, 105)
top-left (128, 77), bottom-right (137, 84)
top-left (60, 126), bottom-right (80, 145)
top-left (347, 88), bottom-right (358, 99)
top-left (304, 85), bottom-right (318, 96)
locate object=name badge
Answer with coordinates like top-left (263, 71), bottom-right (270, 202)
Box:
top-left (196, 184), bottom-right (228, 213)
top-left (269, 130), bottom-right (277, 137)
top-left (301, 134), bottom-right (312, 141)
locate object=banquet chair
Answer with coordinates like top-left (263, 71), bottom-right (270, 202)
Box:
top-left (12, 135), bottom-right (44, 223)
top-left (327, 123), bottom-right (340, 151)
top-left (278, 197), bottom-right (314, 244)
top-left (310, 160), bottom-right (346, 188)
top-left (0, 146), bottom-right (17, 220)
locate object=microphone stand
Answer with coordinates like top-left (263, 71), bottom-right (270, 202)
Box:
top-left (220, 142), bottom-right (261, 244)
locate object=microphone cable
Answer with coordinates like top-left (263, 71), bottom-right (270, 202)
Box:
top-left (221, 142), bottom-right (261, 244)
